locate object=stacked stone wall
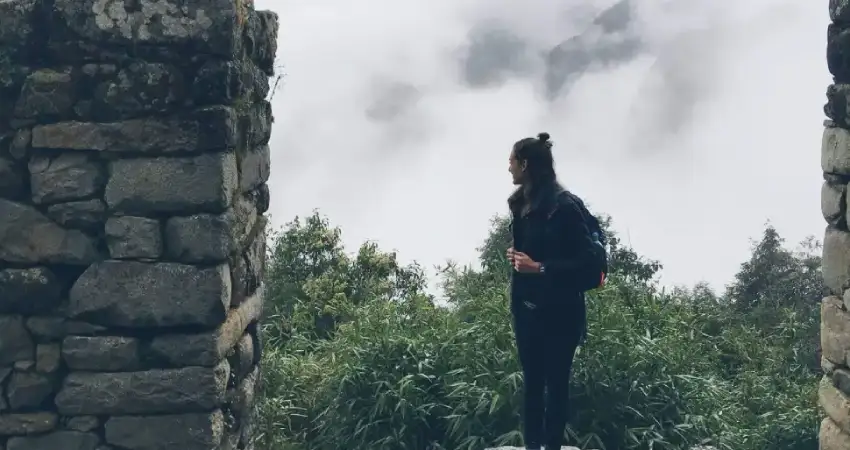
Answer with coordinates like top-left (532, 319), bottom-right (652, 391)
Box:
top-left (0, 1), bottom-right (278, 449)
top-left (822, 2), bottom-right (850, 448)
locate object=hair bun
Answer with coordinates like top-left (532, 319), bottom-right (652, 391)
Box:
top-left (537, 132), bottom-right (550, 142)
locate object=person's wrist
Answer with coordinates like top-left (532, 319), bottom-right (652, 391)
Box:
top-left (536, 262), bottom-right (545, 274)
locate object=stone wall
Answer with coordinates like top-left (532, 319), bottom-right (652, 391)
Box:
top-left (0, 1), bottom-right (277, 449)
top-left (822, 2), bottom-right (850, 449)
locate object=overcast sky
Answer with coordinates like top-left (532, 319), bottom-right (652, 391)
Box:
top-left (254, 0), bottom-right (829, 292)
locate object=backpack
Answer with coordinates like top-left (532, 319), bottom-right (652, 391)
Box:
top-left (562, 192), bottom-right (609, 291)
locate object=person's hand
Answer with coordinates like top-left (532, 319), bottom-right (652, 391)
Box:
top-left (506, 247), bottom-right (516, 264)
top-left (512, 251), bottom-right (542, 273)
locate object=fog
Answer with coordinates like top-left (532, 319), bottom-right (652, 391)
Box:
top-left (255, 0), bottom-right (829, 292)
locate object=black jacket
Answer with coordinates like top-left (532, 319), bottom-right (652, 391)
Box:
top-left (509, 183), bottom-right (596, 313)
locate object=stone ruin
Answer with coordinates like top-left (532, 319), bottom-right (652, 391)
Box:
top-left (0, 0), bottom-right (277, 449)
top-left (822, 1), bottom-right (850, 449)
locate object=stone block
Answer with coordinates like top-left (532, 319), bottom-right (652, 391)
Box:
top-left (0, 316), bottom-right (34, 364)
top-left (244, 10), bottom-right (280, 74)
top-left (0, 158), bottom-right (25, 200)
top-left (105, 152), bottom-right (238, 215)
top-left (25, 317), bottom-right (106, 342)
top-left (55, 361), bottom-right (230, 415)
top-left (62, 336), bottom-right (141, 371)
top-left (0, 413), bottom-right (57, 436)
top-left (0, 199), bottom-right (99, 265)
top-left (69, 261), bottom-right (231, 328)
top-left (240, 101), bottom-right (272, 148)
top-left (104, 411), bottom-right (224, 450)
top-left (35, 344), bottom-right (61, 373)
top-left (53, 0), bottom-right (243, 57)
top-left (64, 416), bottom-right (99, 432)
top-left (228, 366), bottom-right (258, 418)
top-left (824, 227), bottom-right (850, 293)
top-left (93, 61), bottom-right (185, 116)
top-left (46, 199), bottom-right (106, 232)
top-left (149, 286), bottom-right (263, 367)
top-left (164, 195), bottom-right (257, 263)
top-left (0, 267), bottom-right (62, 315)
top-left (31, 107), bottom-right (237, 154)
top-left (6, 431), bottom-right (99, 450)
top-left (820, 375), bottom-right (850, 434)
top-left (0, 0), bottom-right (40, 61)
top-left (104, 216), bottom-right (162, 259)
top-left (28, 153), bottom-right (104, 205)
top-left (821, 417), bottom-right (850, 450)
top-left (230, 220), bottom-right (265, 306)
top-left (830, 23), bottom-right (850, 83)
top-left (231, 332), bottom-right (255, 380)
top-left (827, 84), bottom-right (850, 127)
top-left (9, 129), bottom-right (30, 160)
top-left (193, 60), bottom-right (269, 105)
top-left (822, 297), bottom-right (850, 366)
top-left (824, 124), bottom-right (850, 176)
top-left (836, 368), bottom-right (850, 396)
top-left (6, 372), bottom-right (54, 410)
top-left (833, 0), bottom-right (850, 23)
top-left (824, 181), bottom-right (848, 227)
top-left (14, 68), bottom-right (76, 119)
top-left (239, 144), bottom-right (270, 193)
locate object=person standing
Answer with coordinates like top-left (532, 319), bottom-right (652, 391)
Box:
top-left (506, 132), bottom-right (606, 450)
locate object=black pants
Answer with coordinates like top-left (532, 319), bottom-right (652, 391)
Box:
top-left (512, 301), bottom-right (584, 449)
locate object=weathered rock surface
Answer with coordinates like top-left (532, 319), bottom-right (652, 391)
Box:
top-left (0, 316), bottom-right (35, 364)
top-left (823, 296), bottom-right (850, 366)
top-left (105, 152), bottom-right (238, 215)
top-left (820, 375), bottom-right (850, 433)
top-left (45, 199), bottom-right (106, 231)
top-left (6, 430), bottom-right (99, 450)
top-left (0, 267), bottom-right (62, 314)
top-left (0, 199), bottom-right (99, 264)
top-left (164, 195), bottom-right (256, 263)
top-left (14, 68), bottom-right (76, 119)
top-left (821, 417), bottom-right (850, 450)
top-left (28, 153), bottom-right (103, 204)
top-left (0, 412), bottom-right (57, 435)
top-left (62, 336), bottom-right (141, 371)
top-left (55, 362), bottom-right (230, 415)
top-left (104, 411), bottom-right (224, 450)
top-left (104, 216), bottom-right (162, 259)
top-left (31, 107), bottom-right (236, 154)
top-left (69, 261), bottom-right (231, 328)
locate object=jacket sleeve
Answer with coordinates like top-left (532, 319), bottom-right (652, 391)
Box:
top-left (540, 197), bottom-right (596, 277)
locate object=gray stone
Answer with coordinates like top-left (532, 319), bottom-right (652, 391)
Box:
top-left (232, 333), bottom-right (255, 380)
top-left (824, 125), bottom-right (850, 176)
top-left (252, 183), bottom-right (269, 213)
top-left (12, 361), bottom-right (33, 371)
top-left (46, 199), bottom-right (106, 231)
top-left (29, 153), bottom-right (104, 204)
top-left (25, 317), bottom-right (66, 341)
top-left (229, 366), bottom-right (258, 418)
top-left (0, 267), bottom-right (62, 314)
top-left (31, 107), bottom-right (236, 154)
top-left (824, 181), bottom-right (848, 227)
top-left (245, 10), bottom-right (280, 74)
top-left (6, 372), bottom-right (54, 410)
top-left (149, 286), bottom-right (263, 367)
top-left (104, 411), bottom-right (224, 450)
top-left (238, 144), bottom-right (270, 193)
top-left (821, 417), bottom-right (850, 450)
top-left (53, 0), bottom-right (243, 56)
top-left (164, 195), bottom-right (256, 263)
top-left (0, 0), bottom-right (38, 61)
top-left (9, 129), bottom-right (30, 160)
top-left (240, 101), bottom-right (272, 147)
top-left (35, 344), bottom-right (61, 373)
top-left (94, 61), bottom-right (185, 116)
top-left (105, 216), bottom-right (162, 259)
top-left (62, 336), bottom-right (141, 371)
top-left (231, 218), bottom-right (265, 306)
top-left (14, 68), bottom-right (76, 119)
top-left (824, 227), bottom-right (850, 294)
top-left (69, 261), bottom-right (231, 328)
top-left (835, 368), bottom-right (850, 396)
top-left (55, 362), bottom-right (230, 415)
top-left (64, 416), bottom-right (99, 433)
top-left (832, 0), bottom-right (850, 23)
top-left (820, 375), bottom-right (850, 434)
top-left (0, 158), bottom-right (25, 199)
top-left (0, 199), bottom-right (100, 265)
top-left (7, 431), bottom-right (99, 450)
top-left (0, 413), bottom-right (57, 435)
top-left (105, 152), bottom-right (237, 215)
top-left (0, 316), bottom-right (34, 364)
top-left (822, 297), bottom-right (850, 367)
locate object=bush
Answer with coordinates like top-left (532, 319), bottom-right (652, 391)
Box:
top-left (254, 213), bottom-right (820, 450)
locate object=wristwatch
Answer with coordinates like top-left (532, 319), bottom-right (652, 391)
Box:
top-left (538, 263), bottom-right (546, 274)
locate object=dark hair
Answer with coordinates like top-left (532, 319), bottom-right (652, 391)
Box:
top-left (513, 132), bottom-right (555, 186)
top-left (509, 132), bottom-right (559, 214)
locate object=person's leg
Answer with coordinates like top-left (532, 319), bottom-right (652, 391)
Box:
top-left (542, 318), bottom-right (582, 450)
top-left (513, 307), bottom-right (546, 449)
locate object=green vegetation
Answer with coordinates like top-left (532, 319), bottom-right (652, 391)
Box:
top-left (255, 211), bottom-right (824, 450)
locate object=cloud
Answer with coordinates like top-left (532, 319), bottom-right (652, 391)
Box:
top-left (257, 0), bottom-right (829, 292)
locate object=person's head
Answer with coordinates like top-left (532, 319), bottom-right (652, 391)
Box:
top-left (508, 132), bottom-right (555, 187)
